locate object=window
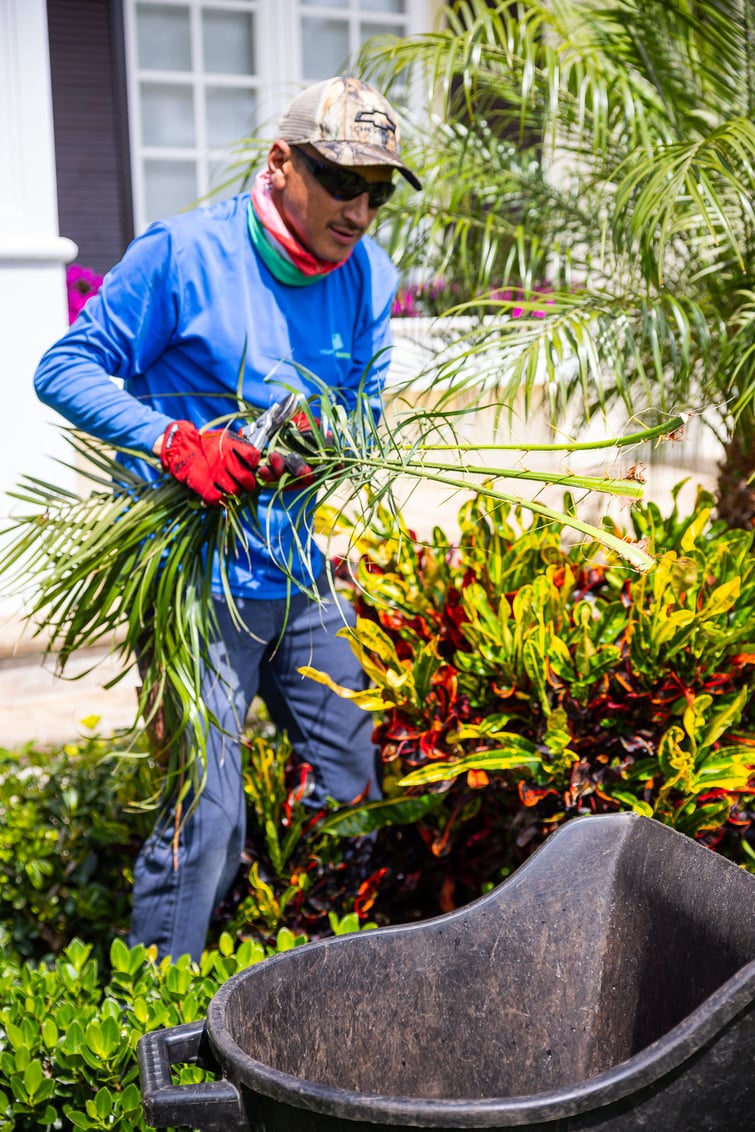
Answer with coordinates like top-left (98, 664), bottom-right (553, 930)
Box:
top-left (124, 0), bottom-right (428, 232)
top-left (124, 1), bottom-right (260, 228)
top-left (298, 0), bottom-right (409, 81)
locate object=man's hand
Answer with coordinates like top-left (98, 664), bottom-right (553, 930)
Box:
top-left (160, 420), bottom-right (261, 505)
top-left (257, 451), bottom-right (316, 490)
top-left (257, 412), bottom-right (317, 490)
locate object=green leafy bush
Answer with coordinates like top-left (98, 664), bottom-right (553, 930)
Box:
top-left (0, 931), bottom-right (313, 1131)
top-left (307, 488), bottom-right (755, 912)
top-left (5, 485), bottom-right (755, 1124)
top-left (0, 718), bottom-right (386, 970)
top-left (0, 729), bottom-right (153, 964)
top-left (0, 724), bottom-right (376, 1129)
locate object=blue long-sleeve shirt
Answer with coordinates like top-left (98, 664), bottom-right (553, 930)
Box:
top-left (35, 193), bottom-right (398, 598)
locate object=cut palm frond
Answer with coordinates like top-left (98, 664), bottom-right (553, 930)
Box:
top-left (0, 397), bottom-right (678, 822)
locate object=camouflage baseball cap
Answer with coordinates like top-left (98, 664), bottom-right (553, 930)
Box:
top-left (277, 76), bottom-right (421, 191)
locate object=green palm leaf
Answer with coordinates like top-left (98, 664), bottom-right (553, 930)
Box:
top-left (360, 0), bottom-right (755, 524)
top-left (0, 397), bottom-right (676, 816)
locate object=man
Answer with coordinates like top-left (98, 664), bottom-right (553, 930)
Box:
top-left (34, 76), bottom-right (421, 963)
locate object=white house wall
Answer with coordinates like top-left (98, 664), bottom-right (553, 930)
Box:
top-left (0, 0), bottom-right (78, 636)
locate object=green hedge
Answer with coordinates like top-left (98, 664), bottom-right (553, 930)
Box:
top-left (0, 732), bottom-right (153, 966)
top-left (0, 917), bottom-right (368, 1132)
top-left (1, 935), bottom-right (242, 1131)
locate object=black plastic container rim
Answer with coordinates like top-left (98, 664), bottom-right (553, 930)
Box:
top-left (205, 926), bottom-right (755, 1128)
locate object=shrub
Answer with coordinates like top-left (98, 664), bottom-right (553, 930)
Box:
top-left (307, 487), bottom-right (755, 914)
top-left (0, 729), bottom-right (153, 965)
top-left (0, 724), bottom-right (376, 1129)
top-left (0, 930), bottom-right (317, 1131)
top-left (0, 716), bottom-right (388, 973)
top-left (7, 485), bottom-right (755, 1123)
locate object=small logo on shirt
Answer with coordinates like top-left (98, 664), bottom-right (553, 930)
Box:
top-left (322, 332), bottom-right (351, 360)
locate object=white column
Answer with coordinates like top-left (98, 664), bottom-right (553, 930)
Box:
top-left (0, 0), bottom-right (78, 631)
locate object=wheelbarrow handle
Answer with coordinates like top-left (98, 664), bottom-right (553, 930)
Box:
top-left (138, 1019), bottom-right (247, 1131)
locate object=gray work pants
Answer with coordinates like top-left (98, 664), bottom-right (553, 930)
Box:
top-left (128, 579), bottom-right (378, 962)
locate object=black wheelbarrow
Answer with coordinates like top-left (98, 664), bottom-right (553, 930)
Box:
top-left (138, 813), bottom-right (755, 1130)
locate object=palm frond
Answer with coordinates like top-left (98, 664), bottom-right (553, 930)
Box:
top-left (358, 0), bottom-right (755, 480)
top-left (0, 399), bottom-right (674, 813)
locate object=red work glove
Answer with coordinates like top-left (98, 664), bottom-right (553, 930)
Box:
top-left (257, 450), bottom-right (316, 490)
top-left (289, 411), bottom-right (318, 433)
top-left (160, 420), bottom-right (261, 505)
top-left (257, 412), bottom-right (317, 490)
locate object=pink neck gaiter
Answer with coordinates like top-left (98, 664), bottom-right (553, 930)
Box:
top-left (251, 170), bottom-right (351, 277)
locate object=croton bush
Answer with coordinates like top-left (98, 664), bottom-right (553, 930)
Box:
top-left (307, 485), bottom-right (755, 917)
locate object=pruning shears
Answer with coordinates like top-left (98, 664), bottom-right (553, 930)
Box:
top-left (240, 392), bottom-right (300, 452)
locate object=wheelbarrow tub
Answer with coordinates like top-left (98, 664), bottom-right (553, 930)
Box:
top-left (139, 813), bottom-right (755, 1129)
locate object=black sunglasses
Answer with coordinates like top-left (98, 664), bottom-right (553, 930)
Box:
top-left (292, 147), bottom-right (396, 209)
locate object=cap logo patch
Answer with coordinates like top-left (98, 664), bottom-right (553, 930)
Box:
top-left (355, 109), bottom-right (397, 135)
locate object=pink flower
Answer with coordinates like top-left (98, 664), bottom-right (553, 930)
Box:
top-left (66, 264), bottom-right (103, 324)
top-left (391, 289), bottom-right (421, 318)
top-left (391, 278), bottom-right (559, 319)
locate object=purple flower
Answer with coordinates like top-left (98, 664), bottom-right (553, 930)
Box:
top-left (66, 264), bottom-right (103, 324)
